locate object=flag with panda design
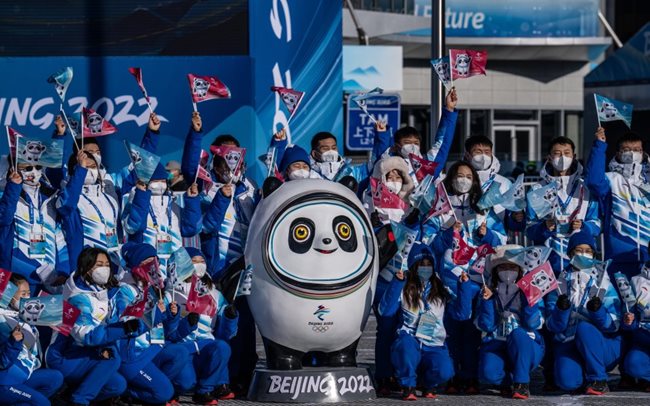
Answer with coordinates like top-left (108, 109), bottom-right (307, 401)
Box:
top-left (350, 87), bottom-right (384, 124)
top-left (614, 272), bottom-right (636, 312)
top-left (428, 181), bottom-right (453, 218)
top-left (16, 137), bottom-right (63, 168)
top-left (452, 230), bottom-right (476, 266)
top-left (470, 244), bottom-right (496, 274)
top-left (210, 145), bottom-right (246, 177)
top-left (186, 274), bottom-right (217, 317)
top-left (40, 290), bottom-right (81, 336)
top-left (594, 94), bottom-right (633, 128)
top-left (449, 49), bottom-right (488, 81)
top-left (517, 262), bottom-right (558, 306)
top-left (20, 294), bottom-right (64, 326)
top-left (124, 140), bottom-right (161, 183)
top-left (271, 86), bottom-right (305, 121)
top-left (122, 288), bottom-right (149, 319)
top-left (430, 56), bottom-right (452, 89)
top-left (370, 177), bottom-right (408, 210)
top-left (188, 73), bottom-right (231, 103)
top-left (47, 67), bottom-right (73, 103)
top-left (82, 107), bottom-right (118, 138)
top-left (527, 181), bottom-right (559, 219)
top-left (408, 154), bottom-right (438, 182)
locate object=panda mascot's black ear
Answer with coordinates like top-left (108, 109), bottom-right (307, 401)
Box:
top-left (262, 176), bottom-right (283, 198)
top-left (337, 176), bottom-right (358, 194)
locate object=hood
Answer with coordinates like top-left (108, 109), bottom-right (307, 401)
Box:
top-left (474, 154), bottom-right (501, 187)
top-left (608, 155), bottom-right (650, 185)
top-left (540, 160), bottom-right (584, 193)
top-left (372, 156), bottom-right (414, 199)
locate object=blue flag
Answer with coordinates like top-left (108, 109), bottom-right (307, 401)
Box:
top-left (527, 181), bottom-right (558, 219)
top-left (168, 247), bottom-right (195, 285)
top-left (124, 141), bottom-right (161, 183)
top-left (19, 295), bottom-right (63, 326)
top-left (480, 174), bottom-right (526, 212)
top-left (594, 94), bottom-right (633, 128)
top-left (16, 138), bottom-right (64, 168)
top-left (47, 67), bottom-right (73, 102)
top-left (431, 56), bottom-right (452, 89)
top-left (350, 87), bottom-right (384, 124)
top-left (0, 282), bottom-right (17, 308)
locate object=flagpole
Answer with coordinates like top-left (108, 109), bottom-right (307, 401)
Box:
top-left (60, 108), bottom-right (80, 151)
top-left (594, 94), bottom-right (601, 128)
top-left (6, 126), bottom-right (15, 172)
top-left (80, 108), bottom-right (85, 149)
top-left (192, 102), bottom-right (198, 113)
top-left (194, 162), bottom-right (201, 184)
top-left (449, 49), bottom-right (454, 89)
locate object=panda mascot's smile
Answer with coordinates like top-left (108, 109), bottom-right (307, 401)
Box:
top-left (246, 179), bottom-right (379, 370)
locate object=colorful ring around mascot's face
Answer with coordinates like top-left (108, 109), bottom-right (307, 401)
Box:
top-left (263, 192), bottom-right (374, 299)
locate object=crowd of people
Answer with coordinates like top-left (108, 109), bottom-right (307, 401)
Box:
top-left (0, 87), bottom-right (649, 405)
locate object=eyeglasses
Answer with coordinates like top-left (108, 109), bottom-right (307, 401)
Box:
top-left (20, 165), bottom-right (43, 171)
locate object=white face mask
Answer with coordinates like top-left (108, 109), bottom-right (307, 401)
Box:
top-left (551, 156), bottom-right (573, 172)
top-left (193, 263), bottom-right (207, 278)
top-left (20, 168), bottom-right (42, 186)
top-left (620, 151), bottom-right (643, 164)
top-left (92, 153), bottom-right (102, 168)
top-left (84, 168), bottom-right (99, 185)
top-left (91, 266), bottom-right (111, 285)
top-left (418, 266), bottom-right (433, 281)
top-left (148, 181), bottom-right (166, 196)
top-left (385, 181), bottom-right (402, 194)
top-left (320, 150), bottom-right (339, 163)
top-left (453, 177), bottom-right (472, 194)
top-left (400, 143), bottom-right (421, 158)
top-left (288, 169), bottom-right (310, 180)
top-left (470, 154), bottom-right (491, 171)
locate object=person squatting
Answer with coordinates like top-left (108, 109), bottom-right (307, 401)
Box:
top-left (1, 87), bottom-right (650, 405)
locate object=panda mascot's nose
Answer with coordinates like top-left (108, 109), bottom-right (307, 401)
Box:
top-left (322, 238), bottom-right (332, 245)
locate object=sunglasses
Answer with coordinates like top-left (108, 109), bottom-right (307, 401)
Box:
top-left (20, 165), bottom-right (43, 171)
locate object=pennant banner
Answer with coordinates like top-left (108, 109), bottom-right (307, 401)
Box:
top-left (128, 67), bottom-right (151, 103)
top-left (614, 272), bottom-right (636, 311)
top-left (6, 126), bottom-right (23, 160)
top-left (349, 87), bottom-right (383, 124)
top-left (210, 145), bottom-right (247, 176)
top-left (409, 154), bottom-right (438, 182)
top-left (186, 275), bottom-right (217, 317)
top-left (452, 230), bottom-right (476, 266)
top-left (16, 138), bottom-right (63, 168)
top-left (527, 181), bottom-right (558, 219)
top-left (124, 141), bottom-right (162, 184)
top-left (428, 181), bottom-right (453, 218)
top-left (83, 107), bottom-right (118, 137)
top-left (450, 49), bottom-right (488, 81)
top-left (370, 177), bottom-right (408, 210)
top-left (168, 248), bottom-right (196, 286)
top-left (594, 93), bottom-right (633, 128)
top-left (517, 262), bottom-right (558, 306)
top-left (271, 86), bottom-right (305, 120)
top-left (470, 244), bottom-right (496, 274)
top-left (188, 73), bottom-right (231, 103)
top-left (47, 66), bottom-right (73, 102)
top-left (122, 288), bottom-right (149, 319)
top-left (430, 56), bottom-right (452, 89)
top-left (478, 174), bottom-right (526, 212)
top-left (235, 264), bottom-right (254, 298)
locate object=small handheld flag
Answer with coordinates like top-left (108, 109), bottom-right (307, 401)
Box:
top-left (124, 141), bottom-right (162, 183)
top-left (370, 177), bottom-right (408, 210)
top-left (233, 264), bottom-right (254, 302)
top-left (428, 181), bottom-right (453, 218)
top-left (186, 275), bottom-right (217, 317)
top-left (19, 295), bottom-right (64, 326)
top-left (210, 145), bottom-right (246, 177)
top-left (430, 57), bottom-right (452, 89)
top-left (128, 67), bottom-right (153, 114)
top-left (408, 154), bottom-right (438, 182)
top-left (82, 107), bottom-right (117, 138)
top-left (16, 138), bottom-right (64, 168)
top-left (527, 181), bottom-right (558, 219)
top-left (188, 73), bottom-right (231, 111)
top-left (594, 94), bottom-right (633, 128)
top-left (271, 86), bottom-right (305, 122)
top-left (452, 230), bottom-right (476, 266)
top-left (350, 87), bottom-right (384, 125)
top-left (478, 174), bottom-right (526, 212)
top-left (470, 244), bottom-right (496, 275)
top-left (122, 289), bottom-right (149, 319)
top-left (614, 272), bottom-right (636, 312)
top-left (195, 164), bottom-right (214, 191)
top-left (449, 49), bottom-right (488, 86)
top-left (47, 67), bottom-right (74, 103)
top-left (516, 262), bottom-right (558, 306)
top-left (6, 126), bottom-right (23, 170)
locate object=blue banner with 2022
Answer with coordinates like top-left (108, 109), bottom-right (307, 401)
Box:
top-left (346, 94), bottom-right (400, 152)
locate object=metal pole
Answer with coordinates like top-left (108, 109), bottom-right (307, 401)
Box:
top-left (430, 0), bottom-right (445, 148)
top-left (345, 0), bottom-right (369, 45)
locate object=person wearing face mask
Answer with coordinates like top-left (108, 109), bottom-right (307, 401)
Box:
top-left (378, 243), bottom-right (472, 400)
top-left (163, 247), bottom-right (239, 404)
top-left (372, 89), bottom-right (459, 188)
top-left (463, 136), bottom-right (525, 230)
top-left (586, 127), bottom-right (650, 277)
top-left (363, 156), bottom-right (415, 225)
top-left (57, 150), bottom-right (123, 273)
top-left (527, 137), bottom-right (601, 274)
top-left (115, 242), bottom-right (192, 405)
top-left (165, 160), bottom-right (188, 193)
top-left (545, 230), bottom-right (623, 396)
top-left (276, 144), bottom-right (320, 182)
top-left (46, 247), bottom-right (130, 405)
top-left (0, 162), bottom-right (69, 293)
top-left (621, 242), bottom-right (650, 391)
top-left (424, 161), bottom-right (507, 394)
top-left (0, 274), bottom-right (65, 406)
top-left (122, 164), bottom-right (203, 278)
top-left (476, 245), bottom-right (545, 400)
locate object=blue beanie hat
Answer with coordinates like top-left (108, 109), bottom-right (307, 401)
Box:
top-left (185, 247), bottom-right (205, 260)
top-left (279, 145), bottom-right (310, 174)
top-left (121, 242), bottom-right (157, 268)
top-left (150, 163), bottom-right (169, 181)
top-left (567, 229), bottom-right (596, 254)
top-left (407, 242), bottom-right (435, 270)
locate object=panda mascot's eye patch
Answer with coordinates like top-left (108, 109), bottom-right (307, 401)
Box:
top-left (333, 215), bottom-right (356, 252)
top-left (289, 218), bottom-right (315, 253)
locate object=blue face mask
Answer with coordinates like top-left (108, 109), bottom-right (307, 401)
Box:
top-left (418, 266), bottom-right (433, 281)
top-left (570, 254), bottom-right (597, 270)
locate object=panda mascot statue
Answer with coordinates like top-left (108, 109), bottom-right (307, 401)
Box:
top-left (246, 179), bottom-right (379, 374)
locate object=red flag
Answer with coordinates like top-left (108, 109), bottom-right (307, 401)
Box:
top-left (82, 107), bottom-right (117, 137)
top-left (370, 177), bottom-right (408, 210)
top-left (450, 49), bottom-right (488, 80)
top-left (122, 289), bottom-right (149, 319)
top-left (196, 164), bottom-right (214, 191)
top-left (186, 275), bottom-right (217, 317)
top-left (0, 268), bottom-right (11, 297)
top-left (470, 244), bottom-right (496, 274)
top-left (199, 149), bottom-right (210, 168)
top-left (128, 67), bottom-right (150, 102)
top-left (271, 86), bottom-right (305, 120)
top-left (131, 258), bottom-right (163, 290)
top-left (6, 127), bottom-right (23, 160)
top-left (428, 182), bottom-right (452, 217)
top-left (516, 262), bottom-right (558, 306)
top-left (53, 301), bottom-right (81, 336)
top-left (187, 73), bottom-right (231, 103)
top-left (409, 154), bottom-right (438, 182)
top-left (210, 145), bottom-right (246, 176)
top-left (452, 230), bottom-right (476, 266)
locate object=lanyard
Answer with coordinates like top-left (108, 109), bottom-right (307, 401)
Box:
top-left (568, 272), bottom-right (594, 310)
top-left (22, 191), bottom-right (43, 228)
top-left (481, 175), bottom-right (496, 193)
top-left (149, 195), bottom-right (173, 230)
top-left (82, 193), bottom-right (116, 228)
top-left (556, 179), bottom-right (581, 215)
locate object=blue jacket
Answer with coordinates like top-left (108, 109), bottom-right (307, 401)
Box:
top-left (475, 290), bottom-right (544, 342)
top-left (0, 317), bottom-right (41, 386)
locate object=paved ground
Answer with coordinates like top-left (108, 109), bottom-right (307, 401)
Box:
top-left (172, 315), bottom-right (649, 405)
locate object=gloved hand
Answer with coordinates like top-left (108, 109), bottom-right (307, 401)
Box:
top-left (123, 319), bottom-right (140, 335)
top-left (586, 296), bottom-right (602, 312)
top-left (224, 304), bottom-right (237, 319)
top-left (556, 294), bottom-right (571, 311)
top-left (187, 312), bottom-right (200, 327)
